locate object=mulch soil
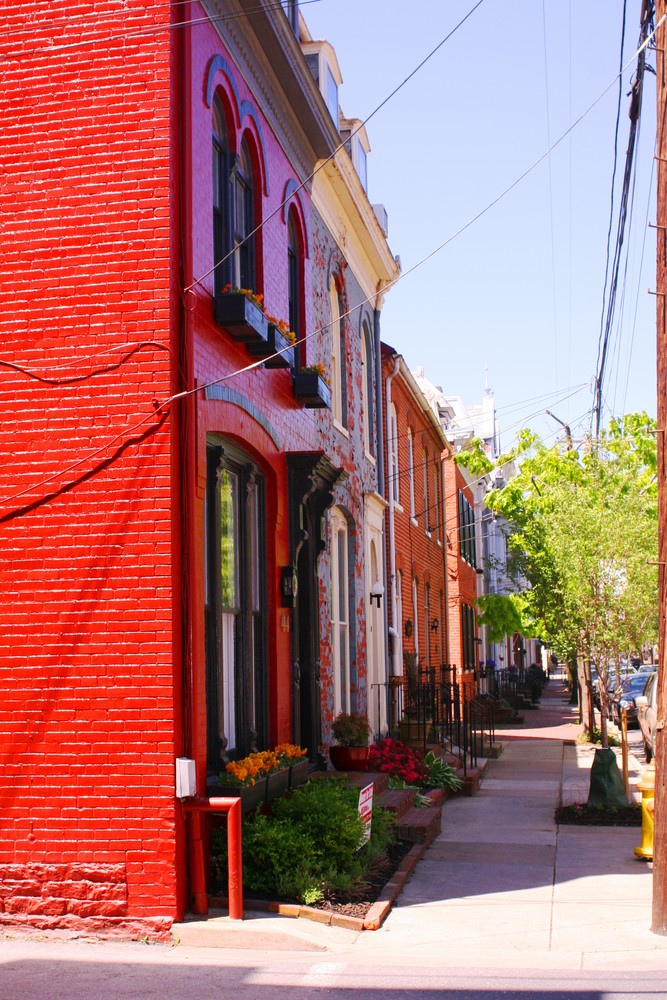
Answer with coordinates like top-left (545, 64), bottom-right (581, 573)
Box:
top-left (556, 803), bottom-right (642, 826)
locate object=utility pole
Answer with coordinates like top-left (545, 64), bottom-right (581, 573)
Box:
top-left (653, 0), bottom-right (667, 938)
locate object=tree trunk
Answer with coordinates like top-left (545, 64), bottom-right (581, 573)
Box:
top-left (576, 656), bottom-right (593, 734)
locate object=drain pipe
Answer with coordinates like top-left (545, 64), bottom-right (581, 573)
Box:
top-left (385, 354), bottom-right (401, 680)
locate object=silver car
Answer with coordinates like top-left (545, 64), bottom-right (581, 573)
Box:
top-left (636, 671), bottom-right (658, 762)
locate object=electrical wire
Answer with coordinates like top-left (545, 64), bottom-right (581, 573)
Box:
top-left (593, 0), bottom-right (655, 436)
top-left (185, 0), bottom-right (487, 292)
top-left (0, 0), bottom-right (324, 63)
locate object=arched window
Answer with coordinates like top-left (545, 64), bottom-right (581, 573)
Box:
top-left (212, 94), bottom-right (231, 294)
top-left (361, 320), bottom-right (375, 457)
top-left (287, 209), bottom-right (302, 368)
top-left (232, 138), bottom-right (255, 289)
top-left (330, 507), bottom-right (351, 714)
top-left (330, 276), bottom-right (347, 428)
top-left (389, 403), bottom-right (399, 505)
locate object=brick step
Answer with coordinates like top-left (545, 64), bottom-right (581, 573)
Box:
top-left (376, 787), bottom-right (415, 820)
top-left (396, 804), bottom-right (442, 845)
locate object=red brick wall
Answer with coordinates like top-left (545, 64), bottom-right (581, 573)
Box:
top-left (443, 460), bottom-right (479, 688)
top-left (0, 0), bottom-right (179, 931)
top-left (381, 357), bottom-right (448, 681)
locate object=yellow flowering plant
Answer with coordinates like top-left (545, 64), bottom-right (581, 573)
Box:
top-left (274, 743), bottom-right (308, 766)
top-left (221, 283), bottom-right (264, 312)
top-left (220, 744), bottom-right (306, 786)
top-left (265, 315), bottom-right (297, 345)
top-left (300, 363), bottom-right (330, 385)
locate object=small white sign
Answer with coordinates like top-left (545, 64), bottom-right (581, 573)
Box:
top-left (358, 782), bottom-right (374, 844)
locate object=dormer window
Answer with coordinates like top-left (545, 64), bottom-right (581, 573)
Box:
top-left (325, 65), bottom-right (339, 126)
top-left (340, 118), bottom-right (370, 193)
top-left (354, 139), bottom-right (367, 192)
top-left (301, 40), bottom-right (342, 131)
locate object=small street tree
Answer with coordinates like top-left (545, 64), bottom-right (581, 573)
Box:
top-left (485, 413), bottom-right (658, 747)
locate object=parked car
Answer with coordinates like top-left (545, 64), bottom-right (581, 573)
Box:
top-left (636, 671), bottom-right (658, 762)
top-left (636, 663), bottom-right (657, 674)
top-left (594, 663), bottom-right (637, 711)
top-left (609, 672), bottom-right (650, 727)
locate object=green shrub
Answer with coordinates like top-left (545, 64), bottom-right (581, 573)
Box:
top-left (422, 750), bottom-right (463, 791)
top-left (211, 778), bottom-right (396, 904)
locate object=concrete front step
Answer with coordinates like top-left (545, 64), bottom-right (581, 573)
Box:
top-left (396, 804), bottom-right (442, 845)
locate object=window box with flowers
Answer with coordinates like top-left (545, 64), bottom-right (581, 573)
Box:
top-left (293, 364), bottom-right (331, 409)
top-left (275, 742), bottom-right (309, 788)
top-left (215, 285), bottom-right (269, 345)
top-left (207, 744), bottom-right (308, 814)
top-left (246, 317), bottom-right (296, 369)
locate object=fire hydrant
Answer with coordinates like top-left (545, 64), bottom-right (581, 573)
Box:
top-left (634, 760), bottom-right (655, 861)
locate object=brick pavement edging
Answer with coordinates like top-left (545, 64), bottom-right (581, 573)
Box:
top-left (208, 842), bottom-right (428, 932)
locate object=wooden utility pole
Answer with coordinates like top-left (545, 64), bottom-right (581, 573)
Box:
top-left (653, 0), bottom-right (667, 937)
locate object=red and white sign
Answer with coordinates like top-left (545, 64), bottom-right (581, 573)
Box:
top-left (358, 782), bottom-right (374, 844)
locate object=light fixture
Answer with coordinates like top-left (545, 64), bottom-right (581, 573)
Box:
top-left (431, 618), bottom-right (439, 632)
top-left (405, 619), bottom-right (413, 638)
top-left (370, 581), bottom-right (384, 608)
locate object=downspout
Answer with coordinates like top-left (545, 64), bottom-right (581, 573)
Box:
top-left (373, 298), bottom-right (390, 717)
top-left (177, 1), bottom-right (199, 921)
top-left (441, 449), bottom-right (452, 670)
top-left (385, 353), bottom-right (401, 680)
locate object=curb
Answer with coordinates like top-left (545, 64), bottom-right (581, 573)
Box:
top-left (209, 842), bottom-right (427, 933)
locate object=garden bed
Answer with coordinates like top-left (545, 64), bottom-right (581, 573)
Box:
top-left (556, 803), bottom-right (642, 826)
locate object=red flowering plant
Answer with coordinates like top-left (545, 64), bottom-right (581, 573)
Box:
top-left (367, 738), bottom-right (427, 786)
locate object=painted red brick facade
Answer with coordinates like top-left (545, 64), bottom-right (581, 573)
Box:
top-left (0, 0), bottom-right (397, 931)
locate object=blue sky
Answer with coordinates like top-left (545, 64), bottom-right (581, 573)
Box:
top-left (303, 0), bottom-right (658, 450)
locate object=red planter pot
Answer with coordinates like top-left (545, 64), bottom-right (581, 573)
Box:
top-left (329, 745), bottom-right (370, 772)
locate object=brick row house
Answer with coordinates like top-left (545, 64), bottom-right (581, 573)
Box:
top-left (0, 0), bottom-right (397, 932)
top-left (380, 350), bottom-right (457, 724)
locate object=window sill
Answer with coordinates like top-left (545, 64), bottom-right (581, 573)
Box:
top-left (410, 517), bottom-right (418, 527)
top-left (334, 420), bottom-right (349, 439)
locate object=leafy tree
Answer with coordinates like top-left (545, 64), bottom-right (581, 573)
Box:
top-left (485, 414), bottom-right (658, 746)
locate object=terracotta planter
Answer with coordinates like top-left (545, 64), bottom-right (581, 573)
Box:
top-left (329, 745), bottom-right (370, 772)
top-left (399, 717), bottom-right (433, 750)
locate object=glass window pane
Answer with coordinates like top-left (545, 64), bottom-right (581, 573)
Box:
top-left (219, 468), bottom-right (238, 608)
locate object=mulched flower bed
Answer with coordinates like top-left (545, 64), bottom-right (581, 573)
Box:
top-left (556, 803), bottom-right (642, 826)
top-left (211, 837), bottom-right (413, 922)
top-left (306, 838), bottom-right (413, 920)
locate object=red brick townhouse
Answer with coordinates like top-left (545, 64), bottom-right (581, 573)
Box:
top-left (380, 348), bottom-right (452, 723)
top-left (0, 0), bottom-right (396, 933)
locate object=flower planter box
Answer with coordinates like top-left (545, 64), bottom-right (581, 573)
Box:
top-left (215, 292), bottom-right (268, 344)
top-left (246, 323), bottom-right (295, 369)
top-left (293, 372), bottom-right (331, 409)
top-left (265, 767), bottom-right (290, 802)
top-left (288, 758), bottom-right (309, 789)
top-left (206, 777), bottom-right (268, 815)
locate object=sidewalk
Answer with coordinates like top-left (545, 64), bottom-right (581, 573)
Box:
top-left (170, 679), bottom-right (667, 970)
